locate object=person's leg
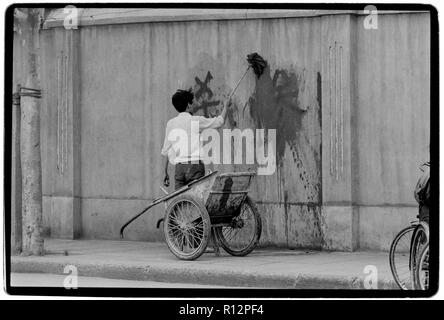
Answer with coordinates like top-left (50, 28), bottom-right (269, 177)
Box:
top-left (184, 162), bottom-right (205, 248)
top-left (185, 162), bottom-right (205, 183)
top-left (174, 164), bottom-right (186, 190)
top-left (419, 205), bottom-right (430, 225)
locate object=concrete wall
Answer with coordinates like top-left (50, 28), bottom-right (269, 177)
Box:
top-left (319, 13), bottom-right (430, 251)
top-left (37, 16), bottom-right (324, 247)
top-left (353, 13), bottom-right (430, 250)
top-left (12, 11), bottom-right (430, 251)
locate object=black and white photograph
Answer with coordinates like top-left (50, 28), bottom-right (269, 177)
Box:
top-left (2, 2), bottom-right (439, 301)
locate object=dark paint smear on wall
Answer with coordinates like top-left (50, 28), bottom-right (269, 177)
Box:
top-left (314, 71), bottom-right (325, 247)
top-left (283, 190), bottom-right (289, 247)
top-left (248, 66), bottom-right (325, 248)
top-left (190, 70), bottom-right (238, 128)
top-left (248, 66), bottom-right (323, 202)
top-left (316, 71), bottom-right (323, 203)
top-left (191, 71), bottom-right (221, 118)
top-left (248, 66), bottom-right (306, 168)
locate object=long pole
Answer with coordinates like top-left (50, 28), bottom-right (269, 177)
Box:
top-left (227, 66), bottom-right (251, 101)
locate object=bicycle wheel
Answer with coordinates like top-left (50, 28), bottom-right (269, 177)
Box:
top-left (410, 221), bottom-right (429, 290)
top-left (389, 225), bottom-right (416, 290)
top-left (410, 222), bottom-right (429, 289)
top-left (215, 196), bottom-right (262, 256)
top-left (414, 244), bottom-right (429, 290)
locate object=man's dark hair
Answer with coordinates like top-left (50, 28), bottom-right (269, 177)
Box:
top-left (172, 89), bottom-right (194, 112)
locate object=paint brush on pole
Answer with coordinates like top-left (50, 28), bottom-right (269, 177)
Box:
top-left (227, 52), bottom-right (267, 101)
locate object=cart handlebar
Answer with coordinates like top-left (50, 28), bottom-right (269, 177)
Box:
top-left (119, 171), bottom-right (219, 238)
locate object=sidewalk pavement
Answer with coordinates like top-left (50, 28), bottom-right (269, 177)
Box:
top-left (11, 239), bottom-right (398, 289)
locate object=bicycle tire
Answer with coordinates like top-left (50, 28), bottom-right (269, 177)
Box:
top-left (389, 225), bottom-right (416, 290)
top-left (414, 244), bottom-right (429, 290)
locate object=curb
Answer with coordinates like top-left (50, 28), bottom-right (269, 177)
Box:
top-left (11, 258), bottom-right (398, 290)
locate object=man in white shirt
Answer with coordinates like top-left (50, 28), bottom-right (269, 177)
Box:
top-left (161, 89), bottom-right (229, 189)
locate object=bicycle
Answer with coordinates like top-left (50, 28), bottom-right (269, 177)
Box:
top-left (390, 161), bottom-right (430, 290)
top-left (389, 221), bottom-right (416, 289)
top-left (389, 219), bottom-right (429, 290)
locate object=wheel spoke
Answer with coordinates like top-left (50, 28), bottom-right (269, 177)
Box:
top-left (169, 228), bottom-right (182, 239)
top-left (167, 222), bottom-right (180, 230)
top-left (188, 229), bottom-right (202, 246)
top-left (178, 233), bottom-right (185, 251)
top-left (183, 230), bottom-right (190, 249)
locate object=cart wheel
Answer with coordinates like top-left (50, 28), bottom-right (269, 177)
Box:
top-left (164, 195), bottom-right (210, 260)
top-left (215, 196), bottom-right (262, 256)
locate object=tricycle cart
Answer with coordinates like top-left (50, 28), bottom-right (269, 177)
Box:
top-left (120, 171), bottom-right (262, 261)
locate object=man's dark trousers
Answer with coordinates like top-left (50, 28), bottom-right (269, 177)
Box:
top-left (174, 161), bottom-right (205, 190)
top-left (174, 161), bottom-right (206, 248)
